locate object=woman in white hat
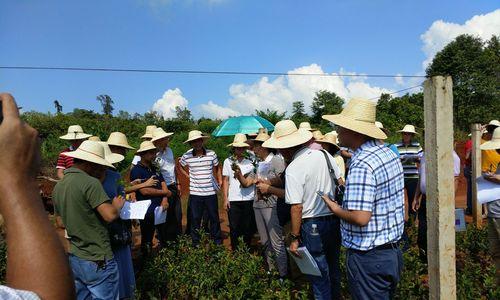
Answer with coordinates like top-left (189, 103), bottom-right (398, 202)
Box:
top-left (221, 134), bottom-right (256, 250)
top-left (482, 120), bottom-right (500, 174)
top-left (395, 124), bottom-right (422, 213)
top-left (316, 131), bottom-right (345, 181)
top-left (479, 127), bottom-right (500, 283)
top-left (179, 130), bottom-right (222, 245)
top-left (251, 131), bottom-right (288, 278)
top-left (131, 125), bottom-right (157, 166)
top-left (56, 125), bottom-right (92, 179)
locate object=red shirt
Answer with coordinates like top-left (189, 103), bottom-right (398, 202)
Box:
top-left (464, 139), bottom-right (472, 167)
top-left (56, 147), bottom-right (74, 170)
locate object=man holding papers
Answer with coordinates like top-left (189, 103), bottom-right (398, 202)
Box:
top-left (480, 127), bottom-right (500, 284)
top-left (130, 141), bottom-right (172, 258)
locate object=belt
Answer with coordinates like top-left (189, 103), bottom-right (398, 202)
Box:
top-left (302, 214), bottom-right (335, 222)
top-left (350, 241), bottom-right (400, 253)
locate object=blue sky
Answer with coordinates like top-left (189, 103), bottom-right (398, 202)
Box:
top-left (1, 1), bottom-right (499, 119)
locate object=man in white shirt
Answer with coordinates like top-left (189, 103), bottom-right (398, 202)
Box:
top-left (263, 120), bottom-right (343, 300)
top-left (152, 127), bottom-right (183, 240)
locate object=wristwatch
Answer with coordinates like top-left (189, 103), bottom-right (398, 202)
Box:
top-left (290, 233), bottom-right (300, 242)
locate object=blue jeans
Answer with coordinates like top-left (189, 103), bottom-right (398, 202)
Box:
top-left (301, 216), bottom-right (341, 300)
top-left (347, 247), bottom-right (403, 300)
top-left (69, 254), bottom-right (119, 300)
top-left (190, 194), bottom-right (222, 245)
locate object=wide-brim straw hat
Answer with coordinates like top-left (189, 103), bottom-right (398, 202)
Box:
top-left (262, 120), bottom-right (313, 149)
top-left (312, 130), bottom-right (324, 140)
top-left (317, 132), bottom-right (339, 147)
top-left (136, 141), bottom-right (157, 154)
top-left (322, 99), bottom-right (387, 140)
top-left (184, 130), bottom-right (210, 144)
top-left (63, 141), bottom-right (115, 168)
top-left (107, 132), bottom-right (135, 150)
top-left (141, 125), bottom-right (157, 139)
top-left (88, 136), bottom-right (101, 142)
top-left (481, 127), bottom-right (500, 150)
top-left (227, 133), bottom-right (250, 148)
top-left (299, 122), bottom-right (315, 131)
top-left (375, 121), bottom-right (389, 135)
top-left (397, 124), bottom-right (419, 135)
top-left (98, 142), bottom-right (124, 164)
top-left (151, 127), bottom-right (174, 143)
top-left (486, 120), bottom-right (500, 132)
top-left (248, 127), bottom-right (268, 138)
top-left (254, 132), bottom-right (271, 143)
top-left (59, 125), bottom-right (92, 140)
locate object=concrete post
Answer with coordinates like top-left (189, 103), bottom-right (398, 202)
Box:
top-left (471, 123), bottom-right (483, 227)
top-left (424, 76), bottom-right (456, 300)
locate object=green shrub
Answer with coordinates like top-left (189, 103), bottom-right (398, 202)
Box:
top-left (135, 235), bottom-right (308, 299)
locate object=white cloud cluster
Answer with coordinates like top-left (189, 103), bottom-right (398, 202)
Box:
top-left (420, 9), bottom-right (500, 69)
top-left (194, 64), bottom-right (393, 119)
top-left (151, 88), bottom-right (189, 118)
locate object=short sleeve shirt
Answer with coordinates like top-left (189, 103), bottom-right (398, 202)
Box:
top-left (0, 286), bottom-right (40, 300)
top-left (255, 153), bottom-right (286, 208)
top-left (156, 147), bottom-right (177, 185)
top-left (56, 146), bottom-right (74, 170)
top-left (53, 167), bottom-right (113, 260)
top-left (418, 151), bottom-right (461, 194)
top-left (285, 148), bottom-right (341, 218)
top-left (180, 148), bottom-right (219, 196)
top-left (341, 140), bottom-right (405, 251)
top-left (222, 157), bottom-right (255, 201)
top-left (396, 141), bottom-right (423, 178)
top-left (130, 162), bottom-right (165, 214)
top-left (482, 139), bottom-right (500, 173)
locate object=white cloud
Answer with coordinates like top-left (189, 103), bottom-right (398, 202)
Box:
top-left (195, 64), bottom-right (393, 118)
top-left (394, 74), bottom-right (404, 86)
top-left (151, 88), bottom-right (189, 118)
top-left (420, 9), bottom-right (500, 69)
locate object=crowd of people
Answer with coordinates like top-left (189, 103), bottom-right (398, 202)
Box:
top-left (0, 92), bottom-right (498, 300)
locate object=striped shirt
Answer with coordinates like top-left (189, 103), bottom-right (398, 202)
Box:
top-left (341, 140), bottom-right (405, 251)
top-left (56, 146), bottom-right (74, 170)
top-left (395, 141), bottom-right (423, 178)
top-left (180, 148), bottom-right (219, 196)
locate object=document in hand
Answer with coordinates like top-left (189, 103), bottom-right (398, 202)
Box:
top-left (120, 200), bottom-right (151, 220)
top-left (154, 206), bottom-right (167, 225)
top-left (287, 246), bottom-right (322, 277)
top-left (477, 177), bottom-right (500, 204)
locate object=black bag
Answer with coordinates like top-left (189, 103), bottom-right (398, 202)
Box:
top-left (276, 172), bottom-right (291, 226)
top-left (320, 150), bottom-right (345, 205)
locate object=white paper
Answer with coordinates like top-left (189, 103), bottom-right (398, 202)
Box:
top-left (477, 177), bottom-right (500, 204)
top-left (120, 200), bottom-right (151, 220)
top-left (154, 206), bottom-right (167, 225)
top-left (287, 246), bottom-right (322, 277)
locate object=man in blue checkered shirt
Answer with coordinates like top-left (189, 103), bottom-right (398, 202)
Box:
top-left (322, 98), bottom-right (405, 300)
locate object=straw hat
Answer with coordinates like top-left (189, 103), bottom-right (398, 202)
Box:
top-left (312, 130), bottom-right (324, 140)
top-left (107, 132), bottom-right (135, 150)
top-left (397, 124), bottom-right (419, 135)
top-left (254, 131), bottom-right (271, 142)
top-left (98, 142), bottom-right (124, 164)
top-left (322, 99), bottom-right (387, 140)
top-left (141, 125), bottom-right (157, 139)
top-left (248, 127), bottom-right (268, 138)
top-left (486, 120), bottom-right (500, 133)
top-left (317, 132), bottom-right (339, 147)
top-left (88, 136), bottom-right (101, 142)
top-left (262, 120), bottom-right (313, 149)
top-left (227, 133), bottom-right (250, 148)
top-left (375, 121), bottom-right (389, 136)
top-left (184, 130), bottom-right (210, 144)
top-left (136, 141), bottom-right (157, 154)
top-left (151, 127), bottom-right (174, 143)
top-left (481, 127), bottom-right (500, 150)
top-left (59, 125), bottom-right (92, 140)
top-left (299, 122), bottom-right (315, 131)
top-left (63, 141), bottom-right (114, 168)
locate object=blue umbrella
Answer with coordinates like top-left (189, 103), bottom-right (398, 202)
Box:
top-left (212, 115), bottom-right (275, 137)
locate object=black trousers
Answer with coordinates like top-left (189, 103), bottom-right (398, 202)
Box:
top-left (417, 195), bottom-right (427, 253)
top-left (163, 184), bottom-right (182, 241)
top-left (190, 194), bottom-right (222, 245)
top-left (140, 208), bottom-right (167, 252)
top-left (227, 201), bottom-right (254, 250)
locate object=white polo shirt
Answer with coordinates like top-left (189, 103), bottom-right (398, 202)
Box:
top-left (156, 147), bottom-right (177, 186)
top-left (285, 147), bottom-right (341, 219)
top-left (222, 158), bottom-right (255, 201)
